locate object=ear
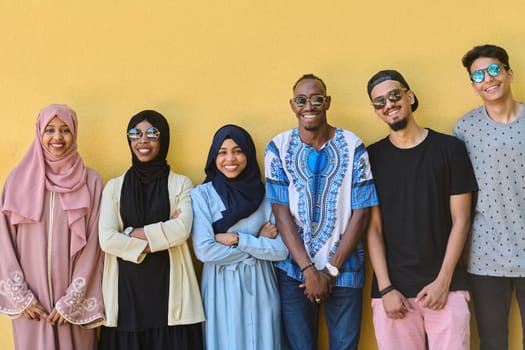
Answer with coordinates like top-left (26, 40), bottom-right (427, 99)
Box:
top-left (324, 96), bottom-right (331, 110)
top-left (289, 98), bottom-right (295, 111)
top-left (407, 90), bottom-right (416, 105)
top-left (508, 68), bottom-right (514, 82)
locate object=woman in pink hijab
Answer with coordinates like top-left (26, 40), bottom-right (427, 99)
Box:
top-left (0, 104), bottom-right (105, 349)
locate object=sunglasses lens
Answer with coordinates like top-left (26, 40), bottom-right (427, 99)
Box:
top-left (372, 98), bottom-right (386, 110)
top-left (145, 127), bottom-right (160, 140)
top-left (487, 63), bottom-right (501, 77)
top-left (127, 128), bottom-right (141, 140)
top-left (388, 89), bottom-right (403, 102)
top-left (293, 96), bottom-right (307, 107)
top-left (311, 95), bottom-right (325, 106)
top-left (471, 70), bottom-right (484, 83)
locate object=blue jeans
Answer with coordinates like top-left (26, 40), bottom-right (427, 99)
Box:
top-left (469, 273), bottom-right (525, 350)
top-left (277, 269), bottom-right (362, 350)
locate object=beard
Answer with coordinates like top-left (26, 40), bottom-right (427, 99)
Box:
top-left (304, 124), bottom-right (320, 132)
top-left (389, 118), bottom-right (408, 131)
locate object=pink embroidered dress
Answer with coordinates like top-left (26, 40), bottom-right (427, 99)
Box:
top-left (0, 104), bottom-right (104, 350)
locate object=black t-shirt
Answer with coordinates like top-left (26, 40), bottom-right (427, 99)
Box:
top-left (367, 129), bottom-right (478, 298)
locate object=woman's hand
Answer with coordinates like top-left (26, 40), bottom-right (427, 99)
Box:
top-left (215, 233), bottom-right (239, 246)
top-left (47, 308), bottom-right (67, 326)
top-left (171, 208), bottom-right (182, 219)
top-left (22, 299), bottom-right (48, 321)
top-left (259, 222), bottom-right (278, 239)
top-left (129, 227), bottom-right (151, 253)
top-left (48, 308), bottom-right (69, 326)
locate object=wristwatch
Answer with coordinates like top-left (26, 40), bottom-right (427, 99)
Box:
top-left (324, 262), bottom-right (340, 278)
top-left (123, 226), bottom-right (134, 236)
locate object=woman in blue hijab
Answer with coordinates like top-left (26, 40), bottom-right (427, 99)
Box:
top-left (191, 124), bottom-right (288, 350)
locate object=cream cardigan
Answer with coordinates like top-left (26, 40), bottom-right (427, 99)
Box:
top-left (99, 171), bottom-right (205, 327)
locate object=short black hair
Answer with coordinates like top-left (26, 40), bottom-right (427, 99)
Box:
top-left (292, 73), bottom-right (327, 93)
top-left (462, 44), bottom-right (510, 73)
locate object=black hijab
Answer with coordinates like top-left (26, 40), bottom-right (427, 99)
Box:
top-left (120, 110), bottom-right (171, 228)
top-left (204, 124), bottom-right (265, 233)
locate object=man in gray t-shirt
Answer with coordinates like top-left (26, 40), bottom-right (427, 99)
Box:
top-left (454, 44), bottom-right (525, 350)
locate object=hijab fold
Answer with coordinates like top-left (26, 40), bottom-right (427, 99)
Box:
top-left (2, 104), bottom-right (90, 257)
top-left (204, 124), bottom-right (265, 233)
top-left (120, 110), bottom-right (171, 228)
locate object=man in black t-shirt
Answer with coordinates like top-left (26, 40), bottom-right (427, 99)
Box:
top-left (365, 70), bottom-right (478, 350)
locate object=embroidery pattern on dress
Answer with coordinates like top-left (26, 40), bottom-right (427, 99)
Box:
top-left (0, 271), bottom-right (33, 313)
top-left (60, 277), bottom-right (98, 320)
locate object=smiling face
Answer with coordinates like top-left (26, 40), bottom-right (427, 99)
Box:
top-left (290, 78), bottom-right (331, 132)
top-left (215, 138), bottom-right (247, 179)
top-left (130, 119), bottom-right (161, 163)
top-left (42, 116), bottom-right (74, 157)
top-left (470, 57), bottom-right (513, 103)
top-left (370, 80), bottom-right (415, 131)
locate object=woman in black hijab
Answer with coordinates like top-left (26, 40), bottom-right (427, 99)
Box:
top-left (99, 110), bottom-right (204, 350)
top-left (191, 124), bottom-right (288, 350)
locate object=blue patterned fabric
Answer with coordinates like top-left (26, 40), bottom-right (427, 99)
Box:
top-left (265, 128), bottom-right (378, 287)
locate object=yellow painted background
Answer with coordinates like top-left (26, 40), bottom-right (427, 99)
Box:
top-left (0, 1), bottom-right (524, 349)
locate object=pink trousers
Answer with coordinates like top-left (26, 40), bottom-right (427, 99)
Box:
top-left (371, 291), bottom-right (470, 350)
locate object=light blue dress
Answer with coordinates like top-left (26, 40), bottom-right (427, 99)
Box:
top-left (191, 182), bottom-right (288, 350)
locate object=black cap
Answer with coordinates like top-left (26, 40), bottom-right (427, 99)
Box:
top-left (367, 70), bottom-right (419, 112)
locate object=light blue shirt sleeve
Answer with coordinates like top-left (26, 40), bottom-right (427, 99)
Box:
top-left (191, 187), bottom-right (251, 265)
top-left (235, 201), bottom-right (288, 261)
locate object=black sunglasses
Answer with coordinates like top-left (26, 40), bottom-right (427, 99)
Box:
top-left (292, 94), bottom-right (327, 108)
top-left (371, 88), bottom-right (407, 110)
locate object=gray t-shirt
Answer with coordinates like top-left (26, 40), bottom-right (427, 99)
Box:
top-left (454, 104), bottom-right (525, 277)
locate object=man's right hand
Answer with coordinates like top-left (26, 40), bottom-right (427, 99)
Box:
top-left (382, 289), bottom-right (412, 319)
top-left (301, 267), bottom-right (333, 302)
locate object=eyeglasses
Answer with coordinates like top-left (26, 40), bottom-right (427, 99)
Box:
top-left (127, 127), bottom-right (160, 141)
top-left (371, 88), bottom-right (407, 110)
top-left (470, 63), bottom-right (507, 83)
top-left (292, 94), bottom-right (327, 108)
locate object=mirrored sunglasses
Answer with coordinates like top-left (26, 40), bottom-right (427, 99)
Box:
top-left (293, 94), bottom-right (327, 108)
top-left (371, 88), bottom-right (407, 110)
top-left (470, 63), bottom-right (507, 83)
top-left (127, 127), bottom-right (160, 141)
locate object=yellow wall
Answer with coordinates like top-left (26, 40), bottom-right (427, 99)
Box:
top-left (1, 1), bottom-right (524, 349)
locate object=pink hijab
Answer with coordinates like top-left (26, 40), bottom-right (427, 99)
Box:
top-left (2, 104), bottom-right (90, 256)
